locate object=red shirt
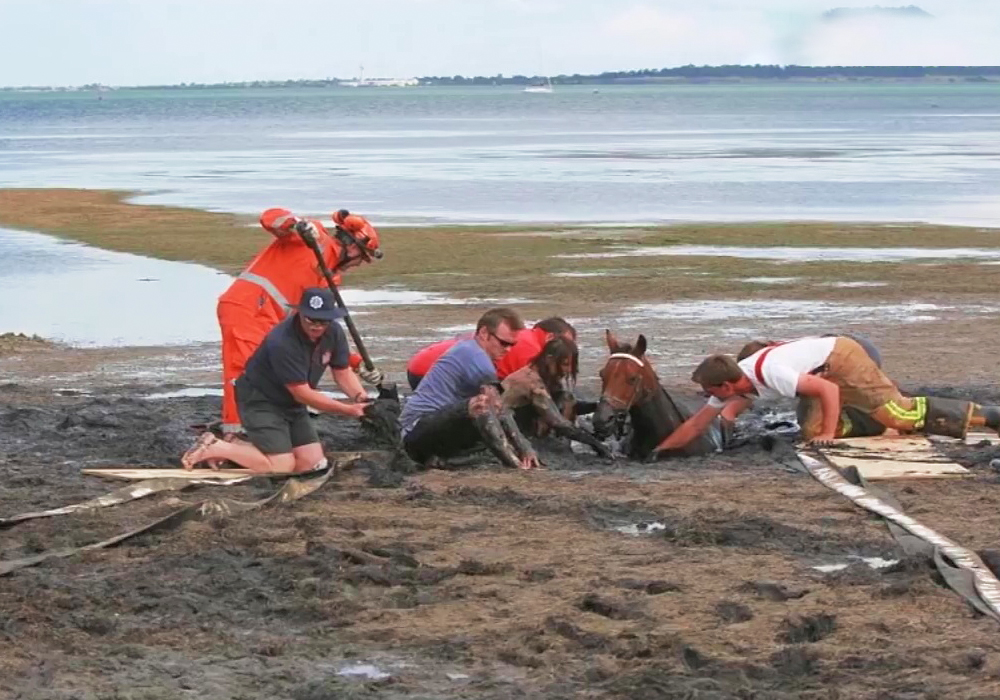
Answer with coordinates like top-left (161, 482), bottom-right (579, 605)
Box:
top-left (406, 335), bottom-right (468, 377)
top-left (496, 327), bottom-right (549, 379)
top-left (406, 327), bottom-right (550, 380)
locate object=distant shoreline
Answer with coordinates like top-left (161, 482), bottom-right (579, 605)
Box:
top-left (4, 66), bottom-right (999, 92)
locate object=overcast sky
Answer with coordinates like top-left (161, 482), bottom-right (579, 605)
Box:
top-left (2, 0), bottom-right (998, 87)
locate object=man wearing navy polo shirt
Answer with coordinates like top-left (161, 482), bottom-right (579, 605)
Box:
top-left (182, 287), bottom-right (368, 473)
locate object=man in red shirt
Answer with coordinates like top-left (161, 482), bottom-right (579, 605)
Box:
top-left (406, 317), bottom-right (577, 390)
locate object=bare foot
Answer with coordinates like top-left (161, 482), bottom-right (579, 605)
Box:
top-left (182, 432), bottom-right (219, 470)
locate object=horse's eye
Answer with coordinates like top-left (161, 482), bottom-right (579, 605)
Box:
top-left (629, 375), bottom-right (641, 385)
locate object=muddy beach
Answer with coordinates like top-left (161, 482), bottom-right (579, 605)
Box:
top-left (5, 191), bottom-right (1000, 697)
top-left (5, 373), bottom-right (1000, 699)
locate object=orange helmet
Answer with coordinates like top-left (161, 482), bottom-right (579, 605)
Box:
top-left (332, 209), bottom-right (382, 261)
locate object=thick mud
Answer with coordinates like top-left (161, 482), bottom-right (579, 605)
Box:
top-left (4, 383), bottom-right (1000, 698)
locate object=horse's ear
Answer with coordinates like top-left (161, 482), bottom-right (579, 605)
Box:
top-left (633, 334), bottom-right (647, 358)
top-left (605, 329), bottom-right (620, 352)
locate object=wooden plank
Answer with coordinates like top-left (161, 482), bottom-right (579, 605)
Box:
top-left (82, 468), bottom-right (261, 481)
top-left (82, 451), bottom-right (376, 481)
top-left (821, 456), bottom-right (970, 480)
top-left (818, 435), bottom-right (970, 480)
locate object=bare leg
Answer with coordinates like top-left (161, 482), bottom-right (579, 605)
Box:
top-left (291, 442), bottom-right (326, 472)
top-left (182, 432), bottom-right (295, 472)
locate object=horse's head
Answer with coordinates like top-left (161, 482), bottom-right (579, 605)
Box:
top-left (593, 329), bottom-right (659, 439)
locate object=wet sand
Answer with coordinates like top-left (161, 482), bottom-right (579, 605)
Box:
top-left (5, 190), bottom-right (1000, 697)
top-left (4, 381), bottom-right (1000, 699)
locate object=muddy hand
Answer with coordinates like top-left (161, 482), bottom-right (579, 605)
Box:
top-left (806, 437), bottom-right (837, 449)
top-left (519, 453), bottom-right (542, 470)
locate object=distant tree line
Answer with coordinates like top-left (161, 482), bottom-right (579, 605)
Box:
top-left (423, 65), bottom-right (1000, 86)
top-left (4, 65), bottom-right (998, 92)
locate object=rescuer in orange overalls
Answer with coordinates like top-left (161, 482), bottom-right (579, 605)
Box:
top-left (216, 208), bottom-right (384, 435)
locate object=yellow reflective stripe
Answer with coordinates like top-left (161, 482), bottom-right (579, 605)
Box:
top-left (839, 414), bottom-right (853, 437)
top-left (884, 396), bottom-right (927, 426)
top-left (238, 271), bottom-right (293, 316)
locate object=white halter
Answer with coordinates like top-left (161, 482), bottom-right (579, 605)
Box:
top-left (607, 352), bottom-right (645, 367)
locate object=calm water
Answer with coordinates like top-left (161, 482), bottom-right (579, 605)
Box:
top-left (2, 84), bottom-right (1000, 226)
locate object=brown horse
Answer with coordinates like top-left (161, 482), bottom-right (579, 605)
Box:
top-left (593, 330), bottom-right (722, 459)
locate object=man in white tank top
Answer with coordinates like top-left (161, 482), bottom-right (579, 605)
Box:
top-left (651, 335), bottom-right (1000, 456)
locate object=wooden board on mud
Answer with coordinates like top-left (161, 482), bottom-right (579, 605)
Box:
top-left (818, 435), bottom-right (971, 480)
top-left (82, 451), bottom-right (374, 481)
top-left (82, 468), bottom-right (260, 481)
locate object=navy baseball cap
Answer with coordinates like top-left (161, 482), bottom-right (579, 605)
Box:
top-left (298, 288), bottom-right (346, 321)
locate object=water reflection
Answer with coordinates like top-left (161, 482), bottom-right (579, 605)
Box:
top-left (0, 227), bottom-right (232, 347)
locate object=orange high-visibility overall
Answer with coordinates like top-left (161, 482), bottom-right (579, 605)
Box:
top-left (217, 208), bottom-right (366, 433)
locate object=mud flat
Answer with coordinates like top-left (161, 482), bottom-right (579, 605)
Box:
top-left (5, 189), bottom-right (1000, 696)
top-left (4, 380), bottom-right (1000, 698)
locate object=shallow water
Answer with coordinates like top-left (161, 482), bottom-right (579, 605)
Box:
top-left (3, 84), bottom-right (1000, 226)
top-left (0, 227), bottom-right (232, 346)
top-left (0, 227), bottom-right (525, 347)
top-left (557, 245), bottom-right (1000, 262)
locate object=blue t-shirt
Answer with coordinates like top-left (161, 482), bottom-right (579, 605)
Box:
top-left (399, 338), bottom-right (497, 434)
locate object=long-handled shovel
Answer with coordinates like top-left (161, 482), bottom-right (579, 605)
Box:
top-left (295, 221), bottom-right (398, 401)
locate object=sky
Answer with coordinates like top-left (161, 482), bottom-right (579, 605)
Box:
top-left (1, 0), bottom-right (999, 87)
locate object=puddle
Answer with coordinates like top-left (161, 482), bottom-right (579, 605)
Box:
top-left (812, 556), bottom-right (899, 573)
top-left (336, 663), bottom-right (391, 681)
top-left (614, 522), bottom-right (668, 536)
top-left (621, 300), bottom-right (953, 325)
top-left (556, 245), bottom-right (1000, 263)
top-left (740, 277), bottom-right (801, 284)
top-left (821, 281), bottom-right (889, 288)
top-left (553, 271), bottom-right (615, 278)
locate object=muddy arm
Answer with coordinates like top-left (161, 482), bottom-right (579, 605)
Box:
top-left (531, 391), bottom-right (611, 457)
top-left (497, 407), bottom-right (538, 461)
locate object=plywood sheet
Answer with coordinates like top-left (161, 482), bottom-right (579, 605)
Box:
top-left (82, 468), bottom-right (260, 481)
top-left (818, 435), bottom-right (971, 480)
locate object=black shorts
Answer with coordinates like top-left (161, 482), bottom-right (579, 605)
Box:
top-left (235, 379), bottom-right (319, 455)
top-left (403, 401), bottom-right (482, 463)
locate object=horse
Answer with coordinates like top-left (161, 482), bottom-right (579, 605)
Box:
top-left (593, 330), bottom-right (722, 459)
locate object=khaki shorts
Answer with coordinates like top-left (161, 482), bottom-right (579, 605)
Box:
top-left (824, 336), bottom-right (905, 412)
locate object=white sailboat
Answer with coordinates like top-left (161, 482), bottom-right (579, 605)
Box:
top-left (523, 77), bottom-right (554, 93)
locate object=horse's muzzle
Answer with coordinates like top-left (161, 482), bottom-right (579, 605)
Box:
top-left (592, 398), bottom-right (619, 440)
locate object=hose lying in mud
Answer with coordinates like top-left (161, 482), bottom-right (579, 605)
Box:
top-left (0, 476), bottom-right (252, 529)
top-left (797, 451), bottom-right (1000, 622)
top-left (0, 462), bottom-right (340, 577)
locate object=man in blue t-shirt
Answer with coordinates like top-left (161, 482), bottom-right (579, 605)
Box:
top-left (181, 288), bottom-right (369, 473)
top-left (400, 307), bottom-right (541, 470)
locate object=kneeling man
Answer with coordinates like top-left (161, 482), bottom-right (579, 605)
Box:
top-left (652, 335), bottom-right (1000, 455)
top-left (182, 288), bottom-right (368, 473)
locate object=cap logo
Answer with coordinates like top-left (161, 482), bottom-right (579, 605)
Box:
top-left (308, 295), bottom-right (324, 310)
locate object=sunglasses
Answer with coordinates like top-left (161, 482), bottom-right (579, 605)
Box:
top-left (490, 331), bottom-right (517, 349)
top-left (303, 316), bottom-right (332, 327)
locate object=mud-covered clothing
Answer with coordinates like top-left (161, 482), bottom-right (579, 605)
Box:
top-left (401, 401), bottom-right (484, 463)
top-left (399, 338), bottom-right (497, 436)
top-left (234, 379), bottom-right (319, 454)
top-left (241, 314), bottom-right (351, 410)
top-left (501, 365), bottom-right (609, 455)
